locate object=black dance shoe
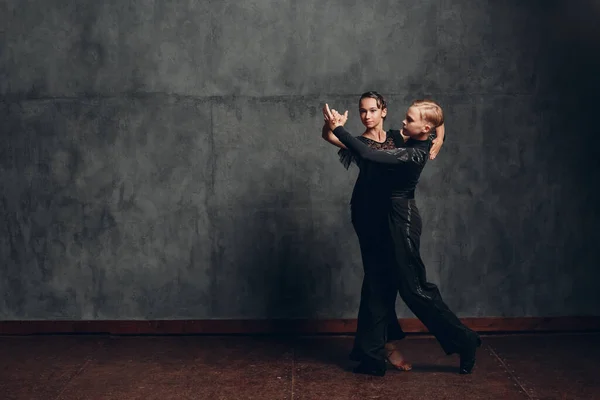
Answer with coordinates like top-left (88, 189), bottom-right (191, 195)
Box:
top-left (353, 359), bottom-right (386, 377)
top-left (459, 334), bottom-right (482, 374)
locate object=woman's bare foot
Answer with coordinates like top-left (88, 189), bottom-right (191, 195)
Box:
top-left (385, 342), bottom-right (412, 371)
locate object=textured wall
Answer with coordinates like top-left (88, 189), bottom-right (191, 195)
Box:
top-left (1, 0), bottom-right (599, 320)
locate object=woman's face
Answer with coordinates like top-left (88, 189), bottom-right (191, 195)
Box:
top-left (359, 98), bottom-right (387, 129)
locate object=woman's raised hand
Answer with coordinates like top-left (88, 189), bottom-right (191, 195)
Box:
top-left (322, 103), bottom-right (348, 131)
top-left (331, 108), bottom-right (348, 126)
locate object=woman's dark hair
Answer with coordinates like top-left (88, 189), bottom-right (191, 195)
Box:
top-left (359, 91), bottom-right (387, 119)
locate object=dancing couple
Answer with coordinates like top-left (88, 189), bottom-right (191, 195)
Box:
top-left (321, 92), bottom-right (481, 376)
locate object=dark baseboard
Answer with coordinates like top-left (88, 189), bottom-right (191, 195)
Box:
top-left (1, 316), bottom-right (599, 335)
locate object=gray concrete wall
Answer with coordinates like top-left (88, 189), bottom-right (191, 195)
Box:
top-left (1, 0), bottom-right (599, 320)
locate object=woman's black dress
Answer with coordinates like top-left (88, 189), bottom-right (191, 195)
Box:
top-left (337, 130), bottom-right (407, 361)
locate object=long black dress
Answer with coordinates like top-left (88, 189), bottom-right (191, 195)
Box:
top-left (337, 130), bottom-right (407, 360)
top-left (332, 125), bottom-right (480, 367)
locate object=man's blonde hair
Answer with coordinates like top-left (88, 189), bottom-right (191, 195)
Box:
top-left (411, 100), bottom-right (444, 128)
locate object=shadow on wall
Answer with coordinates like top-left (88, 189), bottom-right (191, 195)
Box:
top-left (210, 160), bottom-right (352, 320)
top-left (530, 0), bottom-right (600, 314)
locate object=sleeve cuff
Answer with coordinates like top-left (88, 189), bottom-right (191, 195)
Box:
top-left (332, 126), bottom-right (347, 136)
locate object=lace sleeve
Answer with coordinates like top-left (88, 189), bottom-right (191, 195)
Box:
top-left (337, 148), bottom-right (354, 170)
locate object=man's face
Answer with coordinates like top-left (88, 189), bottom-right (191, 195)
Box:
top-left (402, 106), bottom-right (429, 137)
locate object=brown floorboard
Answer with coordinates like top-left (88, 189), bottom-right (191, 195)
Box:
top-left (0, 336), bottom-right (105, 400)
top-left (0, 333), bottom-right (598, 400)
top-left (486, 333), bottom-right (600, 400)
top-left (55, 337), bottom-right (294, 400)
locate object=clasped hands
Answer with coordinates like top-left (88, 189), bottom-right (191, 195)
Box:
top-left (322, 103), bottom-right (348, 131)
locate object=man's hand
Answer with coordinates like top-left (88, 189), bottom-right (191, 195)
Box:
top-left (429, 124), bottom-right (445, 160)
top-left (430, 137), bottom-right (443, 160)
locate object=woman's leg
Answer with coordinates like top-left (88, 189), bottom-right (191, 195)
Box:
top-left (350, 253), bottom-right (405, 361)
top-left (348, 207), bottom-right (401, 374)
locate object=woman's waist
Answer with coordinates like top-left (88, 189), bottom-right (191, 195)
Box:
top-left (353, 188), bottom-right (415, 198)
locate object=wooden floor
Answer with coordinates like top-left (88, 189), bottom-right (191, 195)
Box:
top-left (1, 332), bottom-right (599, 400)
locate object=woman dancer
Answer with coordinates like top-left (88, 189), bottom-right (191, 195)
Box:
top-left (321, 92), bottom-right (444, 371)
top-left (323, 101), bottom-right (480, 376)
